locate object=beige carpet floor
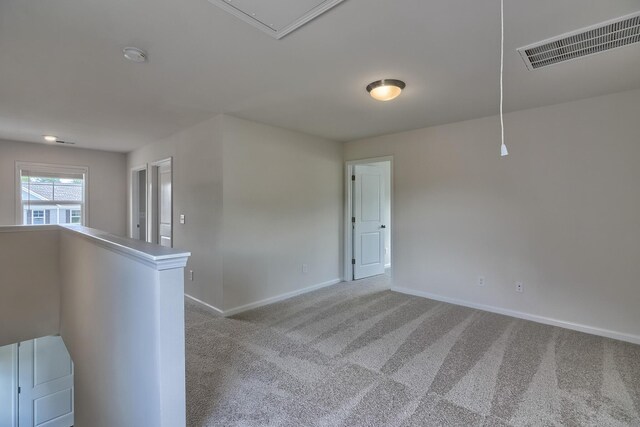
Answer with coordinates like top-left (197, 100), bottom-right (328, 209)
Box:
top-left (185, 275), bottom-right (640, 426)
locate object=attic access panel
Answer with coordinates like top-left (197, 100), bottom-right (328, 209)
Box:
top-left (208, 0), bottom-right (344, 39)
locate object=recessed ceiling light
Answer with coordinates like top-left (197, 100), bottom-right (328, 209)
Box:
top-left (366, 79), bottom-right (406, 101)
top-left (43, 135), bottom-right (58, 142)
top-left (123, 47), bottom-right (147, 63)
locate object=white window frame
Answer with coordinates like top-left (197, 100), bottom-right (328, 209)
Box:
top-left (15, 162), bottom-right (89, 226)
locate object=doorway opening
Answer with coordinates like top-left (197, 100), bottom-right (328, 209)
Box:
top-left (149, 158), bottom-right (173, 248)
top-left (130, 166), bottom-right (147, 241)
top-left (344, 157), bottom-right (393, 282)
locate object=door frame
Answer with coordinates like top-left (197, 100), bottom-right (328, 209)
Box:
top-left (344, 156), bottom-right (394, 283)
top-left (129, 165), bottom-right (148, 240)
top-left (2, 343), bottom-right (18, 427)
top-left (149, 157), bottom-right (173, 245)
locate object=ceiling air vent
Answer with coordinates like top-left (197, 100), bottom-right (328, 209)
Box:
top-left (517, 11), bottom-right (640, 70)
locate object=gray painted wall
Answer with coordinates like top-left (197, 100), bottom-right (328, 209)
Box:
top-left (0, 139), bottom-right (127, 235)
top-left (59, 231), bottom-right (187, 427)
top-left (0, 226), bottom-right (189, 426)
top-left (0, 228), bottom-right (60, 347)
top-left (128, 115), bottom-right (343, 312)
top-left (128, 115), bottom-right (225, 308)
top-left (345, 88), bottom-right (640, 340)
top-left (222, 115), bottom-right (343, 310)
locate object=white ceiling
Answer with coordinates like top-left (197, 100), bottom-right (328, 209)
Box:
top-left (1, 0), bottom-right (639, 152)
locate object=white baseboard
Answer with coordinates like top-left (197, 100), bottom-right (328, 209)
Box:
top-left (186, 278), bottom-right (342, 318)
top-left (223, 278), bottom-right (342, 316)
top-left (184, 294), bottom-right (224, 316)
top-left (391, 286), bottom-right (640, 345)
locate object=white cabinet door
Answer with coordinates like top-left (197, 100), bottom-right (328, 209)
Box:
top-left (353, 164), bottom-right (386, 279)
top-left (18, 336), bottom-right (73, 427)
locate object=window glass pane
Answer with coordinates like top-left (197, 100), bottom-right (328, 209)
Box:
top-left (19, 166), bottom-right (86, 226)
top-left (71, 210), bottom-right (81, 224)
top-left (32, 210), bottom-right (44, 225)
top-left (21, 176), bottom-right (83, 202)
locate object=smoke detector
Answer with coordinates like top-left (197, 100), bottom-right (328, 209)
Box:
top-left (123, 47), bottom-right (148, 63)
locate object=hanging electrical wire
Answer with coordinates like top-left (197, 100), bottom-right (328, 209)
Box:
top-left (500, 0), bottom-right (509, 157)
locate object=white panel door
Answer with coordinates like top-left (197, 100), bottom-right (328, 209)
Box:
top-left (353, 164), bottom-right (385, 279)
top-left (158, 162), bottom-right (172, 248)
top-left (18, 336), bottom-right (73, 427)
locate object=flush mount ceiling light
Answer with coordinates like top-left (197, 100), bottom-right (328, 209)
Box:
top-left (123, 47), bottom-right (147, 63)
top-left (43, 135), bottom-right (58, 143)
top-left (366, 79), bottom-right (406, 101)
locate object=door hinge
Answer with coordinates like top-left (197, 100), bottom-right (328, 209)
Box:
top-left (351, 217), bottom-right (355, 223)
top-left (351, 175), bottom-right (355, 181)
top-left (18, 386), bottom-right (21, 394)
top-left (352, 258), bottom-right (356, 265)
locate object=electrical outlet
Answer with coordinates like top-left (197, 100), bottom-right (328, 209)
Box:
top-left (302, 263), bottom-right (309, 274)
top-left (515, 281), bottom-right (524, 293)
top-left (180, 214), bottom-right (186, 224)
top-left (477, 276), bottom-right (485, 287)
top-left (189, 270), bottom-right (194, 281)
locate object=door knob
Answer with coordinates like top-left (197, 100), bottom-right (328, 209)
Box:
top-left (380, 225), bottom-right (386, 228)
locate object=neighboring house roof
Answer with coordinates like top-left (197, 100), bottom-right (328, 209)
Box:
top-left (22, 183), bottom-right (82, 201)
top-left (21, 188), bottom-right (48, 201)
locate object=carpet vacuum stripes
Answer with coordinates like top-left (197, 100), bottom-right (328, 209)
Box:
top-left (185, 275), bottom-right (640, 426)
